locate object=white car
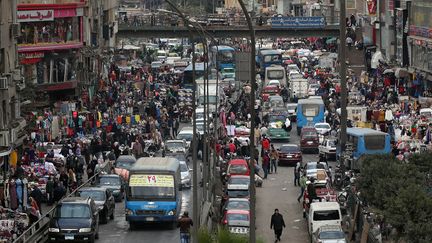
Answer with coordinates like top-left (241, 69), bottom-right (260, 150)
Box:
top-left (164, 140), bottom-right (188, 154)
top-left (176, 127), bottom-right (194, 148)
top-left (308, 83), bottom-right (320, 96)
top-left (180, 160), bottom-right (192, 188)
top-left (319, 138), bottom-right (337, 160)
top-left (267, 79), bottom-right (281, 87)
top-left (314, 123), bottom-right (331, 135)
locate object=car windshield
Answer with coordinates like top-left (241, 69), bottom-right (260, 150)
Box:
top-left (307, 163), bottom-right (326, 170)
top-left (270, 100), bottom-right (284, 107)
top-left (177, 133), bottom-right (193, 141)
top-left (99, 177), bottom-right (120, 186)
top-left (227, 189), bottom-right (249, 198)
top-left (303, 131), bottom-right (317, 138)
top-left (128, 174), bottom-right (175, 200)
top-left (227, 213), bottom-right (249, 222)
top-left (313, 210), bottom-right (340, 221)
top-left (54, 204), bottom-right (91, 218)
top-left (287, 105), bottom-right (297, 110)
top-left (227, 201), bottom-right (250, 210)
top-left (228, 177), bottom-right (250, 185)
top-left (269, 115), bottom-right (286, 122)
top-left (116, 159), bottom-right (135, 169)
top-left (327, 140), bottom-right (336, 146)
top-left (78, 190), bottom-right (106, 201)
top-left (319, 230), bottom-right (345, 239)
top-left (280, 146), bottom-right (299, 153)
top-left (166, 142), bottom-right (184, 149)
top-left (180, 163), bottom-right (188, 172)
top-left (229, 164), bottom-right (248, 174)
top-left (315, 124), bottom-right (330, 129)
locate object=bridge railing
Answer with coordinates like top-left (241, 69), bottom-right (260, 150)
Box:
top-left (117, 14), bottom-right (341, 29)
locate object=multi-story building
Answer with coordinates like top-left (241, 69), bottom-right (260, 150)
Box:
top-left (407, 0), bottom-right (432, 85)
top-left (0, 0), bottom-right (27, 158)
top-left (16, 0), bottom-right (117, 102)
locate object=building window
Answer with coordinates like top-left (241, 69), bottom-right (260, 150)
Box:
top-left (347, 0), bottom-right (356, 9)
top-left (18, 17), bottom-right (81, 45)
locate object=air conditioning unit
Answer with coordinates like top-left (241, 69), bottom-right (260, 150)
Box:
top-left (0, 131), bottom-right (10, 147)
top-left (0, 77), bottom-right (8, 89)
top-left (10, 23), bottom-right (20, 38)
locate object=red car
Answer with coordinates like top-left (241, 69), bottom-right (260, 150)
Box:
top-left (221, 209), bottom-right (250, 227)
top-left (302, 182), bottom-right (337, 218)
top-left (278, 144), bottom-right (302, 166)
top-left (261, 85), bottom-right (280, 101)
top-left (300, 127), bottom-right (320, 152)
top-left (227, 159), bottom-right (250, 178)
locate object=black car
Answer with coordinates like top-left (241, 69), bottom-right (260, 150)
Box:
top-left (48, 197), bottom-right (99, 243)
top-left (97, 174), bottom-right (125, 202)
top-left (77, 187), bottom-right (115, 224)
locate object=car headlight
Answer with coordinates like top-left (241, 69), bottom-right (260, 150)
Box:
top-left (167, 210), bottom-right (176, 216)
top-left (79, 228), bottom-right (92, 233)
top-left (49, 228), bottom-right (60, 233)
top-left (125, 209), bottom-right (134, 215)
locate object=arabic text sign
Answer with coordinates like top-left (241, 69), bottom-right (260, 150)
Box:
top-left (129, 174), bottom-right (174, 187)
top-left (271, 17), bottom-right (325, 29)
top-left (17, 10), bottom-right (54, 23)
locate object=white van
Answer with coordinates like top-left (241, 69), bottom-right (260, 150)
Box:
top-left (308, 202), bottom-right (342, 235)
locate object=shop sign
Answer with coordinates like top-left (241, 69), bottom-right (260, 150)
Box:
top-left (271, 17), bottom-right (325, 29)
top-left (17, 10), bottom-right (54, 22)
top-left (19, 52), bottom-right (44, 59)
top-left (54, 9), bottom-right (77, 18)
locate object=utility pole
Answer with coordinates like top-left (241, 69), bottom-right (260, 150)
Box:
top-left (191, 41), bottom-right (199, 243)
top-left (339, 0), bottom-right (347, 154)
top-left (237, 0), bottom-right (256, 242)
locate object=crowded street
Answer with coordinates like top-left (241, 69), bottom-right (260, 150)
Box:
top-left (1, 0), bottom-right (432, 243)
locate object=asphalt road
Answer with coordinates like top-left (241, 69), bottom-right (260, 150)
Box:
top-left (255, 125), bottom-right (337, 243)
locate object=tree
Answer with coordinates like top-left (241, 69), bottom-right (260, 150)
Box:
top-left (357, 154), bottom-right (432, 242)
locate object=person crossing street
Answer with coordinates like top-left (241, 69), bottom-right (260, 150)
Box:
top-left (177, 211), bottom-right (193, 243)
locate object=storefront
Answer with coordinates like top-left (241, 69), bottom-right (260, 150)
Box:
top-left (17, 3), bottom-right (84, 93)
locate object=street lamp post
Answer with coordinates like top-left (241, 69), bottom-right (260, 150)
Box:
top-left (339, 0), bottom-right (348, 155)
top-left (236, 0), bottom-right (257, 242)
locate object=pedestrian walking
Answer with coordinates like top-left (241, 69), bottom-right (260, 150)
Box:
top-left (270, 209), bottom-right (286, 242)
top-left (297, 171), bottom-right (307, 202)
top-left (294, 162), bottom-right (301, 186)
top-left (177, 211), bottom-right (193, 243)
top-left (262, 151), bottom-right (270, 179)
top-left (270, 145), bottom-right (278, 174)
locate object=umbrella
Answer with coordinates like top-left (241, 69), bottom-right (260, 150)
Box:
top-left (371, 51), bottom-right (384, 69)
top-left (383, 69), bottom-right (394, 74)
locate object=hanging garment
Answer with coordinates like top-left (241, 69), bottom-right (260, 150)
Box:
top-left (9, 181), bottom-right (17, 210)
top-left (16, 179), bottom-right (23, 209)
top-left (385, 109), bottom-right (394, 121)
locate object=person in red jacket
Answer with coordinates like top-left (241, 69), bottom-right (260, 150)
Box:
top-left (262, 151), bottom-right (270, 179)
top-left (229, 141), bottom-right (236, 154)
top-left (261, 135), bottom-right (271, 158)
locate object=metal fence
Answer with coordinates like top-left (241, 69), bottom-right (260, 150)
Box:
top-left (13, 172), bottom-right (101, 243)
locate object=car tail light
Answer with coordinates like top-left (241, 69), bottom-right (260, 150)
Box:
top-left (223, 219), bottom-right (228, 225)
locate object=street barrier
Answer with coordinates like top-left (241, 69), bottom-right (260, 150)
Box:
top-left (13, 172), bottom-right (101, 243)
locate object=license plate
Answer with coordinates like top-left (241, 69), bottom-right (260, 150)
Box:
top-left (277, 134), bottom-right (281, 137)
top-left (65, 235), bottom-right (74, 240)
top-left (287, 155), bottom-right (292, 158)
top-left (146, 217), bottom-right (154, 221)
top-left (307, 141), bottom-right (313, 144)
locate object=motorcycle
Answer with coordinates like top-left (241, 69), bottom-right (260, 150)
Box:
top-left (333, 165), bottom-right (344, 190)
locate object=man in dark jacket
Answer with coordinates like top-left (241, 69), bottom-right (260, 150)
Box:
top-left (177, 211), bottom-right (193, 243)
top-left (270, 208), bottom-right (286, 242)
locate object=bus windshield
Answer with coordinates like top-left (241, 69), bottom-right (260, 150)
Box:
top-left (128, 174), bottom-right (175, 200)
top-left (267, 70), bottom-right (284, 79)
top-left (302, 104), bottom-right (319, 117)
top-left (218, 50), bottom-right (234, 63)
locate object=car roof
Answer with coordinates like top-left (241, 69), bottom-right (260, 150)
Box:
top-left (229, 175), bottom-right (250, 179)
top-left (116, 155), bottom-right (136, 162)
top-left (61, 197), bottom-right (92, 204)
top-left (227, 209), bottom-right (250, 214)
top-left (227, 198), bottom-right (249, 202)
top-left (318, 225), bottom-right (343, 232)
top-left (280, 144), bottom-right (299, 148)
top-left (229, 159), bottom-right (248, 165)
top-left (315, 123), bottom-right (330, 126)
top-left (78, 187), bottom-right (107, 192)
top-left (166, 140), bottom-right (185, 143)
top-left (99, 174), bottom-right (120, 178)
top-left (347, 127), bottom-right (388, 136)
top-left (310, 201), bottom-right (340, 210)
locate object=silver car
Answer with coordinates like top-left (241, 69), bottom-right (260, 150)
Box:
top-left (312, 225), bottom-right (346, 243)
